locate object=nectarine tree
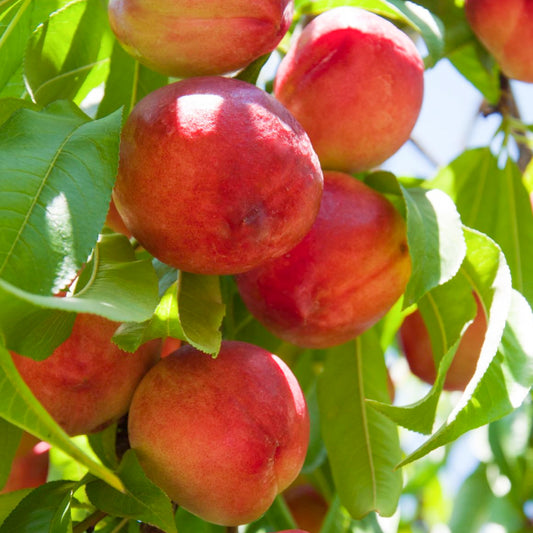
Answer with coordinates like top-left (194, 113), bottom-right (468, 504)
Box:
top-left (1, 0), bottom-right (533, 532)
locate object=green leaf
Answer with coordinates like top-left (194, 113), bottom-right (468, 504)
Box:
top-left (87, 422), bottom-right (120, 471)
top-left (24, 0), bottom-right (113, 106)
top-left (175, 507), bottom-right (225, 532)
top-left (114, 271), bottom-right (224, 355)
top-left (0, 344), bottom-right (124, 492)
top-left (0, 419), bottom-right (22, 490)
top-left (96, 41), bottom-right (168, 121)
top-left (368, 272), bottom-right (477, 434)
top-left (0, 233), bottom-right (159, 360)
top-left (398, 229), bottom-right (533, 467)
top-left (0, 0), bottom-right (32, 93)
top-left (0, 490), bottom-right (32, 527)
top-left (0, 480), bottom-right (74, 533)
top-left (296, 0), bottom-right (445, 68)
top-left (401, 185), bottom-right (466, 305)
top-left (0, 102), bottom-right (121, 295)
top-left (429, 148), bottom-right (533, 306)
top-left (86, 450), bottom-right (178, 533)
top-left (317, 331), bottom-right (402, 519)
top-left (0, 98), bottom-right (39, 127)
top-left (321, 497), bottom-right (385, 533)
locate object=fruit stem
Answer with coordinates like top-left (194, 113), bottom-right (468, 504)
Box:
top-left (73, 510), bottom-right (108, 532)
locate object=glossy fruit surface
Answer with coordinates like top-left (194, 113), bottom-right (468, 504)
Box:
top-left (274, 7), bottom-right (424, 172)
top-left (114, 76), bottom-right (323, 275)
top-left (12, 314), bottom-right (161, 436)
top-left (108, 0), bottom-right (294, 77)
top-left (236, 171), bottom-right (411, 348)
top-left (128, 340), bottom-right (309, 526)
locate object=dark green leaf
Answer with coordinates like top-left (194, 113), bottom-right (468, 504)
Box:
top-left (0, 420), bottom-right (22, 491)
top-left (86, 450), bottom-right (177, 533)
top-left (317, 331), bottom-right (402, 519)
top-left (0, 102), bottom-right (121, 295)
top-left (175, 507), bottom-right (225, 533)
top-left (0, 480), bottom-right (75, 533)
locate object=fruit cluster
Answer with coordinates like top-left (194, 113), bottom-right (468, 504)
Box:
top-left (8, 0), bottom-right (502, 528)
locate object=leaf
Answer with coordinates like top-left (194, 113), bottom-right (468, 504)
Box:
top-left (114, 271), bottom-right (224, 355)
top-left (0, 0), bottom-right (32, 93)
top-left (398, 229), bottom-right (533, 467)
top-left (175, 507), bottom-right (225, 533)
top-left (296, 0), bottom-right (445, 67)
top-left (0, 419), bottom-right (22, 490)
top-left (0, 101), bottom-right (121, 295)
top-left (317, 331), bottom-right (402, 519)
top-left (85, 450), bottom-right (178, 533)
top-left (0, 97), bottom-right (39, 127)
top-left (24, 0), bottom-right (113, 106)
top-left (368, 272), bottom-right (477, 434)
top-left (321, 497), bottom-right (385, 533)
top-left (401, 185), bottom-right (466, 306)
top-left (0, 233), bottom-right (159, 360)
top-left (429, 148), bottom-right (533, 306)
top-left (96, 40), bottom-right (168, 121)
top-left (0, 344), bottom-right (124, 492)
top-left (0, 480), bottom-right (75, 533)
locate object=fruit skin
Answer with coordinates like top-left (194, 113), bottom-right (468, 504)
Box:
top-left (128, 340), bottom-right (310, 526)
top-left (399, 293), bottom-right (487, 391)
top-left (105, 198), bottom-right (131, 237)
top-left (283, 484), bottom-right (328, 533)
top-left (274, 7), bottom-right (424, 172)
top-left (12, 314), bottom-right (161, 436)
top-left (108, 0), bottom-right (293, 77)
top-left (113, 76), bottom-right (323, 275)
top-left (465, 0), bottom-right (533, 83)
top-left (1, 433), bottom-right (50, 493)
top-left (236, 171), bottom-right (411, 349)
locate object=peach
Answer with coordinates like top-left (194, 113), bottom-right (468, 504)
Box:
top-left (465, 0), bottom-right (533, 83)
top-left (12, 314), bottom-right (161, 436)
top-left (113, 76), bottom-right (323, 275)
top-left (399, 293), bottom-right (487, 391)
top-left (108, 0), bottom-right (293, 77)
top-left (283, 484), bottom-right (328, 533)
top-left (274, 7), bottom-right (424, 172)
top-left (105, 198), bottom-right (131, 237)
top-left (235, 171), bottom-right (411, 349)
top-left (128, 340), bottom-right (309, 526)
top-left (1, 433), bottom-right (50, 493)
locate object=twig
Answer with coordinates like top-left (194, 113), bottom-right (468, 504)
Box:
top-left (73, 510), bottom-right (108, 533)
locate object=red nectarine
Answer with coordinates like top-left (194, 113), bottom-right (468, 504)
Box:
top-left (399, 293), bottom-right (487, 391)
top-left (113, 76), bottom-right (323, 275)
top-left (12, 314), bottom-right (160, 436)
top-left (236, 171), bottom-right (411, 348)
top-left (274, 7), bottom-right (424, 172)
top-left (283, 484), bottom-right (328, 533)
top-left (128, 340), bottom-right (309, 526)
top-left (465, 0), bottom-right (533, 83)
top-left (108, 0), bottom-right (294, 77)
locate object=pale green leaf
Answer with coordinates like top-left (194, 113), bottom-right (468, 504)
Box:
top-left (317, 331), bottom-right (402, 519)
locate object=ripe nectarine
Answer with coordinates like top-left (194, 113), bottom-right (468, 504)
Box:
top-left (283, 484), bottom-right (328, 533)
top-left (1, 433), bottom-right (49, 493)
top-left (465, 0), bottom-right (533, 83)
top-left (108, 0), bottom-right (294, 77)
top-left (113, 76), bottom-right (323, 275)
top-left (128, 340), bottom-right (309, 526)
top-left (274, 7), bottom-right (424, 172)
top-left (399, 293), bottom-right (487, 391)
top-left (12, 314), bottom-right (160, 436)
top-left (236, 171), bottom-right (411, 348)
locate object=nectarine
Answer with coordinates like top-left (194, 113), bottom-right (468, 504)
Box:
top-left (283, 484), bottom-right (328, 533)
top-left (399, 293), bottom-right (487, 391)
top-left (12, 314), bottom-right (160, 436)
top-left (113, 76), bottom-right (323, 275)
top-left (108, 0), bottom-right (293, 77)
top-left (274, 7), bottom-right (424, 172)
top-left (128, 340), bottom-right (309, 526)
top-left (236, 171), bottom-right (411, 348)
top-left (465, 0), bottom-right (533, 83)
top-left (1, 433), bottom-right (49, 493)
